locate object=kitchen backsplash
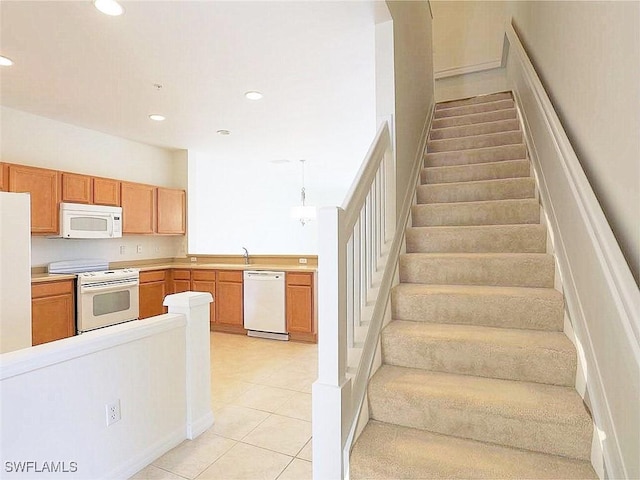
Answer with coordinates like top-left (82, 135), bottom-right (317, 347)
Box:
top-left (31, 236), bottom-right (186, 268)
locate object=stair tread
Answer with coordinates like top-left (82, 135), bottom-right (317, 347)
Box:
top-left (427, 130), bottom-right (523, 154)
top-left (429, 118), bottom-right (519, 140)
top-left (401, 251), bottom-right (552, 259)
top-left (351, 421), bottom-right (597, 480)
top-left (425, 143), bottom-right (526, 160)
top-left (382, 320), bottom-right (576, 385)
top-left (370, 364), bottom-right (591, 431)
top-left (393, 282), bottom-right (562, 299)
top-left (384, 320), bottom-right (573, 352)
top-left (434, 99), bottom-right (515, 119)
top-left (432, 108), bottom-right (517, 129)
top-left (436, 91), bottom-right (513, 110)
top-left (422, 159), bottom-right (531, 184)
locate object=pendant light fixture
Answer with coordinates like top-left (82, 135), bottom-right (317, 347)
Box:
top-left (290, 159), bottom-right (316, 226)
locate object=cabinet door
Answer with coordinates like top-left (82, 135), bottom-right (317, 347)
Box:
top-left (157, 188), bottom-right (186, 234)
top-left (286, 272), bottom-right (315, 342)
top-left (93, 177), bottom-right (120, 206)
top-left (191, 271), bottom-right (216, 324)
top-left (31, 280), bottom-right (75, 346)
top-left (121, 182), bottom-right (155, 234)
top-left (61, 172), bottom-right (92, 204)
top-left (8, 164), bottom-right (60, 234)
top-left (216, 272), bottom-right (243, 328)
top-left (139, 281), bottom-right (167, 319)
top-left (0, 163), bottom-right (7, 191)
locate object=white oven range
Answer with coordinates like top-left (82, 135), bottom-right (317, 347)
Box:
top-left (77, 268), bottom-right (140, 333)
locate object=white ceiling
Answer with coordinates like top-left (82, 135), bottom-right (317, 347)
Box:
top-left (0, 1), bottom-right (379, 166)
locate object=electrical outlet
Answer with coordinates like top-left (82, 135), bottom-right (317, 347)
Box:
top-left (105, 400), bottom-right (121, 426)
top-left (119, 245), bottom-right (126, 255)
top-left (299, 258), bottom-right (308, 264)
top-left (190, 257), bottom-right (197, 263)
top-left (136, 244), bottom-right (142, 254)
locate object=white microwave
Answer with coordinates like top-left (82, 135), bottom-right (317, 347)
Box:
top-left (59, 202), bottom-right (123, 239)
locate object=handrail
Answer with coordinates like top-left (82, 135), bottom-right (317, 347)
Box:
top-left (312, 109), bottom-right (432, 479)
top-left (312, 120), bottom-right (395, 480)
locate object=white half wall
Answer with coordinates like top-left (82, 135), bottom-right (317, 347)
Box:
top-left (0, 292), bottom-right (213, 479)
top-left (0, 106), bottom-right (187, 266)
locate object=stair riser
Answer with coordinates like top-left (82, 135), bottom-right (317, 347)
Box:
top-left (391, 288), bottom-right (564, 331)
top-left (433, 108), bottom-right (517, 129)
top-left (406, 225), bottom-right (546, 254)
top-left (427, 131), bottom-right (523, 153)
top-left (351, 422), bottom-right (597, 480)
top-left (422, 159), bottom-right (530, 184)
top-left (434, 99), bottom-right (514, 119)
top-left (412, 200), bottom-right (540, 227)
top-left (368, 388), bottom-right (592, 460)
top-left (425, 144), bottom-right (526, 168)
top-left (381, 325), bottom-right (576, 386)
top-left (399, 255), bottom-right (555, 288)
top-left (435, 92), bottom-right (513, 111)
top-left (429, 118), bottom-right (520, 140)
top-left (417, 178), bottom-right (535, 204)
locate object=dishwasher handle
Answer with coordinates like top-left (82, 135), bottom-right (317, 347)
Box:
top-left (244, 271), bottom-right (285, 280)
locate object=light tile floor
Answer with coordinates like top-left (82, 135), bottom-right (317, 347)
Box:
top-left (131, 333), bottom-right (316, 480)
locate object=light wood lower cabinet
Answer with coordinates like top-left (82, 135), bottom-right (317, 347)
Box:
top-left (135, 268), bottom-right (314, 342)
top-left (286, 272), bottom-right (316, 342)
top-left (31, 280), bottom-right (75, 346)
top-left (139, 270), bottom-right (168, 319)
top-left (171, 269), bottom-right (192, 294)
top-left (215, 270), bottom-right (244, 334)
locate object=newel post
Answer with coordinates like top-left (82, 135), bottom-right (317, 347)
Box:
top-left (312, 206), bottom-right (352, 480)
top-left (164, 291), bottom-right (214, 440)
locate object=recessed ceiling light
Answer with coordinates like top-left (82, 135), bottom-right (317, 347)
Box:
top-left (94, 0), bottom-right (124, 16)
top-left (0, 56), bottom-right (14, 67)
top-left (270, 159), bottom-right (290, 164)
top-left (149, 114), bottom-right (166, 122)
top-left (216, 129), bottom-right (231, 136)
top-left (244, 91), bottom-right (263, 100)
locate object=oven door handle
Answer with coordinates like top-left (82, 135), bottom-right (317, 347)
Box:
top-left (80, 280), bottom-right (139, 293)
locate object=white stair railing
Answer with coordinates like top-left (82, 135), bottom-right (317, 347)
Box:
top-left (312, 121), bottom-right (398, 479)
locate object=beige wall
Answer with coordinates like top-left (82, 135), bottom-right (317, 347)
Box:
top-left (386, 0), bottom-right (435, 210)
top-left (511, 1), bottom-right (640, 283)
top-left (432, 1), bottom-right (508, 77)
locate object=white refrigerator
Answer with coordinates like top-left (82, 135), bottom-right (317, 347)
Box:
top-left (0, 192), bottom-right (32, 352)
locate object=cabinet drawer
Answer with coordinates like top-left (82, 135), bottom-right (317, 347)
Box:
top-left (32, 280), bottom-right (74, 299)
top-left (172, 269), bottom-right (191, 280)
top-left (286, 272), bottom-right (313, 286)
top-left (192, 270), bottom-right (216, 282)
top-left (139, 270), bottom-right (167, 283)
top-left (217, 270), bottom-right (243, 283)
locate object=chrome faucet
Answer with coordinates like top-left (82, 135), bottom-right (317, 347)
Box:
top-left (242, 247), bottom-right (249, 265)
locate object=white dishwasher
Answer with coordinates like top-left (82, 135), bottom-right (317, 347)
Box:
top-left (243, 271), bottom-right (288, 340)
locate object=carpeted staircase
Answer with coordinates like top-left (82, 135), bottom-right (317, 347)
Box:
top-left (350, 92), bottom-right (597, 479)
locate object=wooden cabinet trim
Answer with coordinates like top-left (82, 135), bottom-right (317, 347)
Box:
top-left (0, 163), bottom-right (7, 191)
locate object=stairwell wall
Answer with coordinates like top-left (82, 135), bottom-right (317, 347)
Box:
top-left (385, 0), bottom-right (435, 216)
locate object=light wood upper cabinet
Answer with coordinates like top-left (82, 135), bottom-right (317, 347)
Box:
top-left (157, 188), bottom-right (186, 234)
top-left (121, 182), bottom-right (156, 234)
top-left (62, 172), bottom-right (92, 204)
top-left (8, 164), bottom-right (60, 234)
top-left (93, 177), bottom-right (120, 206)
